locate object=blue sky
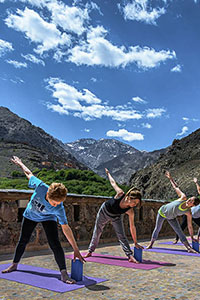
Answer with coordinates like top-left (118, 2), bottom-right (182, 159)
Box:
top-left (0, 0), bottom-right (200, 151)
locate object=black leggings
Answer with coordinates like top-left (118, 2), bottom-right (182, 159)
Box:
top-left (13, 217), bottom-right (66, 271)
top-left (175, 215), bottom-right (200, 241)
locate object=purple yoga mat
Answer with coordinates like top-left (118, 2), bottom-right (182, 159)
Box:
top-left (66, 253), bottom-right (175, 270)
top-left (144, 247), bottom-right (200, 257)
top-left (0, 264), bottom-right (107, 293)
top-left (159, 241), bottom-right (200, 246)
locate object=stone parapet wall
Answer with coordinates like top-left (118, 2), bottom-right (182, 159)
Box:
top-left (0, 190), bottom-right (195, 254)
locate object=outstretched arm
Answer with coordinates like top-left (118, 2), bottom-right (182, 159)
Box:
top-left (11, 156), bottom-right (33, 180)
top-left (194, 177), bottom-right (200, 195)
top-left (185, 212), bottom-right (195, 240)
top-left (105, 168), bottom-right (123, 197)
top-left (126, 209), bottom-right (143, 249)
top-left (165, 171), bottom-right (186, 200)
top-left (61, 224), bottom-right (85, 263)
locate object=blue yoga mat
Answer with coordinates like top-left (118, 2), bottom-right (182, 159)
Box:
top-left (0, 264), bottom-right (107, 293)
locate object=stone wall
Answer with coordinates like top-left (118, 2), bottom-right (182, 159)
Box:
top-left (0, 190), bottom-right (195, 254)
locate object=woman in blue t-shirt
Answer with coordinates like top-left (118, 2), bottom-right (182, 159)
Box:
top-left (2, 156), bottom-right (85, 284)
top-left (84, 168), bottom-right (143, 263)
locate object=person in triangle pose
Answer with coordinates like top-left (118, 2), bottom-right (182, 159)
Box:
top-left (173, 177), bottom-right (200, 243)
top-left (84, 168), bottom-right (143, 263)
top-left (147, 171), bottom-right (200, 252)
top-left (2, 156), bottom-right (85, 283)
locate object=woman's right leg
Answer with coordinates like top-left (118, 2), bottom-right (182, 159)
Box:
top-left (87, 204), bottom-right (109, 255)
top-left (147, 213), bottom-right (165, 249)
top-left (2, 217), bottom-right (37, 273)
top-left (174, 215), bottom-right (187, 243)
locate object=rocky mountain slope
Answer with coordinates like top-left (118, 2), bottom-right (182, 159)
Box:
top-left (129, 129), bottom-right (200, 199)
top-left (65, 138), bottom-right (166, 184)
top-left (0, 107), bottom-right (87, 177)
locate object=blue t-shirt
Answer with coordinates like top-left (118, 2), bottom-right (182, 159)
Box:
top-left (191, 205), bottom-right (200, 219)
top-left (23, 176), bottom-right (68, 225)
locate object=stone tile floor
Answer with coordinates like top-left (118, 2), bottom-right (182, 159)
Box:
top-left (0, 238), bottom-right (200, 300)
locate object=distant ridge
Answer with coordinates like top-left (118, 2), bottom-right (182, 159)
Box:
top-left (0, 106), bottom-right (87, 177)
top-left (129, 128), bottom-right (200, 199)
top-left (65, 138), bottom-right (166, 184)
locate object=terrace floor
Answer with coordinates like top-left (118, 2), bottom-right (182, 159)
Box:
top-left (0, 237), bottom-right (200, 300)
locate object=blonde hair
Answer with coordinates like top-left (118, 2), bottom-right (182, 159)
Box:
top-left (48, 182), bottom-right (68, 202)
top-left (125, 187), bottom-right (142, 207)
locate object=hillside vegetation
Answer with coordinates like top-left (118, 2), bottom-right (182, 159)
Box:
top-left (0, 168), bottom-right (129, 197)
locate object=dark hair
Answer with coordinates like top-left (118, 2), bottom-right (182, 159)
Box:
top-left (193, 197), bottom-right (200, 206)
top-left (125, 187), bottom-right (142, 208)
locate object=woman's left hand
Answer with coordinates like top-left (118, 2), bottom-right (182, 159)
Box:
top-left (134, 243), bottom-right (144, 249)
top-left (73, 250), bottom-right (86, 263)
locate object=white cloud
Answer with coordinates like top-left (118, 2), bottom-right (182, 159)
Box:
top-left (183, 116), bottom-right (199, 122)
top-left (146, 108), bottom-right (166, 118)
top-left (106, 129), bottom-right (144, 142)
top-left (118, 0), bottom-right (166, 25)
top-left (171, 64), bottom-right (182, 72)
top-left (68, 25), bottom-right (176, 69)
top-left (6, 60), bottom-right (27, 68)
top-left (22, 53), bottom-right (45, 66)
top-left (91, 77), bottom-right (97, 82)
top-left (46, 77), bottom-right (144, 121)
top-left (47, 2), bottom-right (89, 35)
top-left (132, 96), bottom-right (147, 104)
top-left (182, 117), bottom-right (189, 121)
top-left (0, 38), bottom-right (13, 56)
top-left (142, 123), bottom-right (152, 128)
top-left (176, 126), bottom-right (188, 136)
top-left (84, 128), bottom-right (90, 132)
top-left (5, 7), bottom-right (71, 54)
top-left (19, 0), bottom-right (90, 35)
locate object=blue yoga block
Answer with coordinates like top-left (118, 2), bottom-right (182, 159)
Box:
top-left (71, 259), bottom-right (83, 281)
top-left (192, 241), bottom-right (199, 252)
top-left (134, 247), bottom-right (143, 262)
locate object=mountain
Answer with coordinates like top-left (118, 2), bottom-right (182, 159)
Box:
top-left (0, 106), bottom-right (87, 177)
top-left (65, 138), bottom-right (166, 184)
top-left (129, 128), bottom-right (200, 199)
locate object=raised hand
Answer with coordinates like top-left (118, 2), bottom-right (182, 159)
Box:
top-left (11, 156), bottom-right (22, 166)
top-left (193, 177), bottom-right (198, 184)
top-left (165, 171), bottom-right (171, 179)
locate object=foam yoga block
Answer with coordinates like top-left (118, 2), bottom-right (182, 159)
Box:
top-left (134, 247), bottom-right (143, 262)
top-left (71, 259), bottom-right (83, 281)
top-left (192, 241), bottom-right (199, 252)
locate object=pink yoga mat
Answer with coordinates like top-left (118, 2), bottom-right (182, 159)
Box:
top-left (0, 264), bottom-right (107, 293)
top-left (66, 253), bottom-right (175, 270)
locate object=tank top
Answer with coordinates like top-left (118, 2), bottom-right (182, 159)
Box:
top-left (158, 199), bottom-right (191, 220)
top-left (105, 193), bottom-right (131, 215)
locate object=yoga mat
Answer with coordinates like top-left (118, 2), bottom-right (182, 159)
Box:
top-left (144, 247), bottom-right (200, 257)
top-left (0, 264), bottom-right (107, 293)
top-left (159, 241), bottom-right (200, 246)
top-left (66, 253), bottom-right (175, 270)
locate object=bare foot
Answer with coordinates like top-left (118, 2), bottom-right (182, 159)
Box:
top-left (84, 252), bottom-right (92, 258)
top-left (146, 244), bottom-right (153, 249)
top-left (2, 263), bottom-right (18, 273)
top-left (187, 248), bottom-right (197, 254)
top-left (61, 270), bottom-right (76, 284)
top-left (173, 239), bottom-right (178, 244)
top-left (128, 255), bottom-right (139, 264)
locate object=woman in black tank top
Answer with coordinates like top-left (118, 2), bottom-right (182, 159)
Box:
top-left (84, 168), bottom-right (143, 263)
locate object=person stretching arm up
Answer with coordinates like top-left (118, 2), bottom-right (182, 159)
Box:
top-left (2, 156), bottom-right (85, 284)
top-left (147, 171), bottom-right (199, 252)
